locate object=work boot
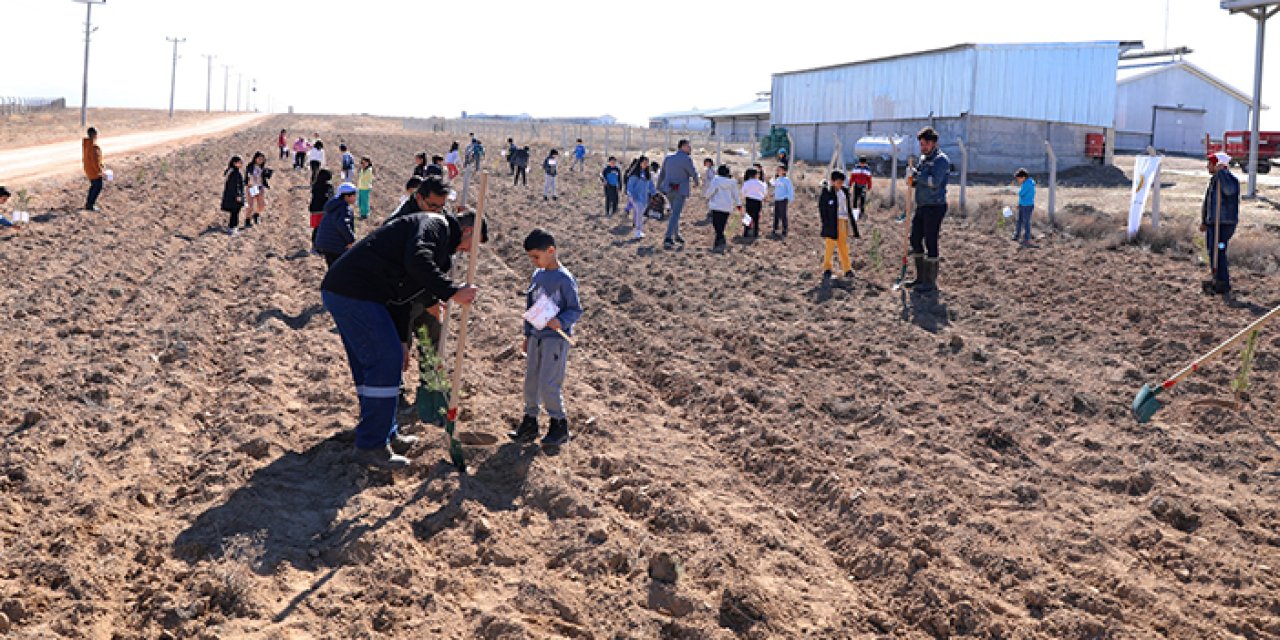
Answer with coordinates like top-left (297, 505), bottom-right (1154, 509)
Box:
top-left (902, 253), bottom-right (925, 288)
top-left (389, 432), bottom-right (420, 455)
top-left (508, 415), bottom-right (539, 443)
top-left (915, 257), bottom-right (940, 293)
top-left (542, 418), bottom-right (571, 447)
top-left (354, 445), bottom-right (410, 470)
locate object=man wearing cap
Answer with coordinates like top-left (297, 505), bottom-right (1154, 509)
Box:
top-left (82, 127), bottom-right (105, 212)
top-left (1201, 152), bottom-right (1240, 296)
top-left (320, 177), bottom-right (485, 469)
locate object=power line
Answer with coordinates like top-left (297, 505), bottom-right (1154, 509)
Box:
top-left (72, 0), bottom-right (107, 128)
top-left (166, 37), bottom-right (186, 119)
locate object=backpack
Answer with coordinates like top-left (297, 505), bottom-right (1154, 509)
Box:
top-left (342, 154), bottom-right (354, 171)
top-left (645, 193), bottom-right (667, 220)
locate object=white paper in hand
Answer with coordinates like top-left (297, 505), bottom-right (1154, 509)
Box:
top-left (851, 208), bottom-right (861, 221)
top-left (522, 293), bottom-right (561, 330)
top-left (742, 213), bottom-right (753, 227)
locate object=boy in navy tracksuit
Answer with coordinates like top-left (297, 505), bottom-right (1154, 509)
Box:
top-left (315, 182), bottom-right (359, 267)
top-left (601, 156), bottom-right (622, 216)
top-left (509, 229), bottom-right (582, 447)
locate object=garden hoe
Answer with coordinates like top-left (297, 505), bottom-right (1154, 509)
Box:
top-left (1132, 301), bottom-right (1280, 423)
top-left (891, 158), bottom-right (917, 290)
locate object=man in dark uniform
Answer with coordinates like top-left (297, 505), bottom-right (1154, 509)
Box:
top-left (320, 178), bottom-right (486, 468)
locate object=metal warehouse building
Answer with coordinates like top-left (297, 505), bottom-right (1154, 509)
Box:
top-left (707, 97), bottom-right (771, 143)
top-left (771, 41), bottom-right (1134, 173)
top-left (1115, 61), bottom-right (1257, 155)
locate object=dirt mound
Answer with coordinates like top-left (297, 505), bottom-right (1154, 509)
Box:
top-left (1057, 162), bottom-right (1131, 187)
top-left (0, 115), bottom-right (1278, 638)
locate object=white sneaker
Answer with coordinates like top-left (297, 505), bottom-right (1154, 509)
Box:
top-left (634, 230), bottom-right (644, 239)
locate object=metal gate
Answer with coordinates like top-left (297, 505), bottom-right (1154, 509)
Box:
top-left (1152, 106), bottom-right (1206, 155)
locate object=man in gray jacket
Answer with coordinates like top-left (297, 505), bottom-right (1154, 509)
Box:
top-left (657, 139), bottom-right (701, 249)
top-left (903, 127), bottom-right (950, 293)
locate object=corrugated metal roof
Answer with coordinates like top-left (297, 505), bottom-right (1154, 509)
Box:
top-left (706, 99), bottom-right (771, 118)
top-left (1118, 61), bottom-right (1255, 106)
top-left (771, 41), bottom-right (1122, 128)
top-left (650, 108), bottom-right (720, 119)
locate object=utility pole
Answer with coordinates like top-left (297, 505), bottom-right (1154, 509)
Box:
top-left (166, 37), bottom-right (186, 119)
top-left (222, 64), bottom-right (230, 112)
top-left (202, 54), bottom-right (214, 112)
top-left (1222, 0), bottom-right (1280, 199)
top-left (236, 72), bottom-right (243, 112)
top-left (73, 0), bottom-right (107, 128)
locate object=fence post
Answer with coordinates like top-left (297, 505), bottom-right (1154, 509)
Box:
top-left (664, 129), bottom-right (671, 155)
top-left (1044, 140), bottom-right (1057, 227)
top-left (956, 137), bottom-right (968, 213)
top-left (890, 138), bottom-right (899, 208)
top-left (786, 131), bottom-right (796, 172)
top-left (716, 134), bottom-right (723, 166)
top-left (1146, 145), bottom-right (1161, 230)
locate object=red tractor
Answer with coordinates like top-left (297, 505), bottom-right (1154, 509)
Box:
top-left (1205, 131), bottom-right (1280, 174)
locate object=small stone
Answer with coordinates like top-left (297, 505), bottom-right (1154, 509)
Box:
top-left (1174, 568), bottom-right (1191, 582)
top-left (907, 549), bottom-right (930, 575)
top-left (948, 335), bottom-right (964, 353)
top-left (0, 611), bottom-right (9, 633)
top-left (107, 287), bottom-right (123, 299)
top-left (587, 527), bottom-right (608, 544)
top-left (160, 631), bottom-right (176, 640)
top-left (307, 548), bottom-right (321, 559)
top-left (785, 509), bottom-right (800, 522)
top-left (51, 436), bottom-right (68, 447)
top-left (136, 492), bottom-right (154, 507)
top-left (235, 438), bottom-right (272, 460)
top-left (474, 517), bottom-right (493, 538)
top-left (649, 551), bottom-right (681, 584)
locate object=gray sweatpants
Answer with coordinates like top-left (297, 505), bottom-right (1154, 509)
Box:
top-left (544, 175), bottom-right (558, 198)
top-left (524, 335), bottom-right (569, 420)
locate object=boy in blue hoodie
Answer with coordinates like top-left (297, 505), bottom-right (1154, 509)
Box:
top-left (601, 156), bottom-right (622, 216)
top-left (510, 228), bottom-right (582, 447)
top-left (572, 139), bottom-right (586, 173)
top-left (1013, 168), bottom-right (1036, 247)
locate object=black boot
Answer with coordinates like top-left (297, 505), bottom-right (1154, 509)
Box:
top-left (915, 257), bottom-right (939, 293)
top-left (542, 418), bottom-right (571, 446)
top-left (508, 415), bottom-right (539, 443)
top-left (902, 253), bottom-right (925, 288)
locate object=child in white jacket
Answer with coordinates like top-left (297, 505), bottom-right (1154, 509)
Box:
top-left (704, 165), bottom-right (742, 252)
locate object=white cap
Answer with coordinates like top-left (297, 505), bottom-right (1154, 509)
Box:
top-left (1209, 152), bottom-right (1231, 166)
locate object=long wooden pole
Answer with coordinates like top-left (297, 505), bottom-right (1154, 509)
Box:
top-left (442, 172), bottom-right (488, 470)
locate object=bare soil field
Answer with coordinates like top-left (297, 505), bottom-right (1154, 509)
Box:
top-left (0, 108), bottom-right (238, 150)
top-left (1, 115), bottom-right (1279, 639)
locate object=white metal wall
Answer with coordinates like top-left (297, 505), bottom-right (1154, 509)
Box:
top-left (1115, 65), bottom-right (1251, 137)
top-left (771, 47), bottom-right (976, 124)
top-left (972, 43), bottom-right (1118, 128)
top-left (772, 42), bottom-right (1119, 128)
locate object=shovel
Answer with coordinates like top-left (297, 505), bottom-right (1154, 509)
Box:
top-left (891, 159), bottom-right (917, 290)
top-left (1133, 302), bottom-right (1280, 423)
top-left (441, 172), bottom-right (490, 471)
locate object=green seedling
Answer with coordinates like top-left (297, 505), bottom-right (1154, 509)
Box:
top-left (1231, 329), bottom-right (1260, 396)
top-left (869, 228), bottom-right (882, 269)
top-left (414, 323), bottom-right (449, 425)
top-left (1193, 235), bottom-right (1209, 266)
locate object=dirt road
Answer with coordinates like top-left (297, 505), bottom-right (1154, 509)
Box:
top-left (0, 113), bottom-right (267, 186)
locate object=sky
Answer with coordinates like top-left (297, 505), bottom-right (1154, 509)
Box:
top-left (3, 0), bottom-right (1279, 128)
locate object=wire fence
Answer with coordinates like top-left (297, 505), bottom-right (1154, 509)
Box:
top-left (403, 117), bottom-right (763, 162)
top-left (0, 97), bottom-right (66, 116)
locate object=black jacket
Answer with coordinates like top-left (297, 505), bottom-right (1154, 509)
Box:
top-left (321, 212), bottom-right (462, 339)
top-left (425, 163), bottom-right (445, 178)
top-left (309, 180), bottom-right (333, 213)
top-left (818, 186), bottom-right (860, 240)
top-left (221, 169), bottom-right (244, 212)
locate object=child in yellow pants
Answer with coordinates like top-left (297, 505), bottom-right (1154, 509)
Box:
top-left (818, 170), bottom-right (860, 277)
